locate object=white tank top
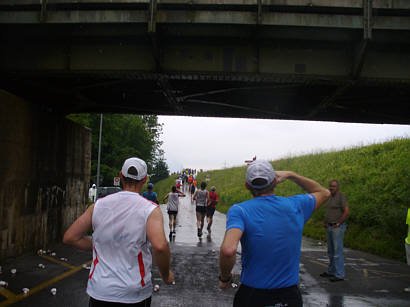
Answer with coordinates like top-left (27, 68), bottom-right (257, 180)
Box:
top-left (87, 191), bottom-right (157, 303)
top-left (167, 192), bottom-right (179, 211)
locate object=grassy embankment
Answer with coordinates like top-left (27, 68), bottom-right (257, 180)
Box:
top-left (152, 139), bottom-right (410, 261)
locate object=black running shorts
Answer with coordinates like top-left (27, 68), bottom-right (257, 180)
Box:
top-left (233, 284), bottom-right (302, 307)
top-left (206, 207), bottom-right (216, 217)
top-left (196, 206), bottom-right (206, 213)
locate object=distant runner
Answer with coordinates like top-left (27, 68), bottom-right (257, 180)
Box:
top-left (176, 181), bottom-right (182, 192)
top-left (193, 182), bottom-right (209, 237)
top-left (191, 179), bottom-right (198, 195)
top-left (206, 186), bottom-right (219, 235)
top-left (163, 186), bottom-right (185, 235)
top-left (188, 175), bottom-right (193, 194)
top-left (142, 183), bottom-right (159, 204)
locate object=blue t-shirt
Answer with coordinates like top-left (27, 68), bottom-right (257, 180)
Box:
top-left (142, 191), bottom-right (158, 203)
top-left (226, 194), bottom-right (315, 289)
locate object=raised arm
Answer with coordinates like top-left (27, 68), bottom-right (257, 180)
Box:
top-left (275, 171), bottom-right (331, 210)
top-left (147, 207), bottom-right (174, 284)
top-left (63, 204), bottom-right (94, 251)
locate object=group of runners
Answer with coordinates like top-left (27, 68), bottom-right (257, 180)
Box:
top-left (64, 157), bottom-right (340, 307)
top-left (158, 174), bottom-right (219, 238)
top-left (180, 172), bottom-right (198, 194)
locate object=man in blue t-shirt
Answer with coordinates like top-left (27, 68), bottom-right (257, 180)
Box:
top-left (218, 160), bottom-right (330, 307)
top-left (142, 183), bottom-right (159, 205)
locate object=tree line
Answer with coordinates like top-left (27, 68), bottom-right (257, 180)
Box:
top-left (67, 114), bottom-right (169, 186)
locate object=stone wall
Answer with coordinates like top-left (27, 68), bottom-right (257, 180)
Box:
top-left (0, 90), bottom-right (91, 260)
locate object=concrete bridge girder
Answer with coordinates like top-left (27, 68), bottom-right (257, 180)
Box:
top-left (1, 0), bottom-right (409, 125)
top-left (1, 9), bottom-right (410, 31)
top-left (2, 39), bottom-right (409, 79)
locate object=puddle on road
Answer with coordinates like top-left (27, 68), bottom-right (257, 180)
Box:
top-left (300, 258), bottom-right (410, 307)
top-left (303, 292), bottom-right (409, 307)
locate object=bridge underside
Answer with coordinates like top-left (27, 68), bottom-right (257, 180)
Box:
top-left (1, 1), bottom-right (410, 124)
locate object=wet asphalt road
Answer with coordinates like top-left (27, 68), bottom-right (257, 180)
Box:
top-left (1, 188), bottom-right (410, 306)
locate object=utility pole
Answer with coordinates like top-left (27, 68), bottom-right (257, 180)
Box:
top-left (96, 113), bottom-right (103, 188)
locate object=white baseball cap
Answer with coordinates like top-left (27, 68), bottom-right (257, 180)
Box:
top-left (246, 160), bottom-right (275, 190)
top-left (121, 157), bottom-right (147, 181)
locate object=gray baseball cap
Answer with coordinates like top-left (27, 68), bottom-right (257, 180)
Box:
top-left (246, 160), bottom-right (275, 190)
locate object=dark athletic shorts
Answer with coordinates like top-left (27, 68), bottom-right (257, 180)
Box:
top-left (233, 284), bottom-right (302, 307)
top-left (206, 207), bottom-right (216, 217)
top-left (167, 210), bottom-right (178, 216)
top-left (89, 296), bottom-right (151, 307)
top-left (196, 206), bottom-right (206, 213)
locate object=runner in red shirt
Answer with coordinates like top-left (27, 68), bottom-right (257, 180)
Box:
top-left (176, 182), bottom-right (182, 192)
top-left (206, 186), bottom-right (219, 235)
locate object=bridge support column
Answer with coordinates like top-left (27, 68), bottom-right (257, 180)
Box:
top-left (0, 90), bottom-right (91, 260)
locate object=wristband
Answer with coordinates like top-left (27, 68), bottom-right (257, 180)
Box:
top-left (219, 273), bottom-right (232, 283)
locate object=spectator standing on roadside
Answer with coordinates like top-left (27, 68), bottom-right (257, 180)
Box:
top-left (163, 186), bottom-right (185, 235)
top-left (218, 160), bottom-right (330, 307)
top-left (206, 186), bottom-right (219, 235)
top-left (89, 184), bottom-right (97, 203)
top-left (193, 182), bottom-right (209, 238)
top-left (142, 182), bottom-right (159, 205)
top-left (63, 157), bottom-right (174, 306)
top-left (320, 180), bottom-right (350, 282)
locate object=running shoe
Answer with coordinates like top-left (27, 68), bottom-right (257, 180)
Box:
top-left (197, 229), bottom-right (202, 237)
top-left (319, 272), bottom-right (334, 278)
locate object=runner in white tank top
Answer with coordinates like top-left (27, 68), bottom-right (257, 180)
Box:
top-left (193, 182), bottom-right (209, 238)
top-left (63, 157), bottom-right (174, 306)
top-left (163, 186), bottom-right (185, 235)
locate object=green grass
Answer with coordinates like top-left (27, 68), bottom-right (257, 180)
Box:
top-left (155, 138), bottom-right (410, 261)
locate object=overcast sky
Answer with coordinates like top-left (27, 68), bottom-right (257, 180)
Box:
top-left (158, 116), bottom-right (410, 173)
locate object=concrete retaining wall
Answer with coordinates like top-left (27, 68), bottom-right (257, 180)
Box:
top-left (0, 90), bottom-right (91, 260)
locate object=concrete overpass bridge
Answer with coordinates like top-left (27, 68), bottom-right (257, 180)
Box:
top-left (1, 0), bottom-right (410, 124)
top-left (1, 0), bottom-right (410, 260)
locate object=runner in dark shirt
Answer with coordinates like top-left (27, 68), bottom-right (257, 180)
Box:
top-left (206, 186), bottom-right (219, 235)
